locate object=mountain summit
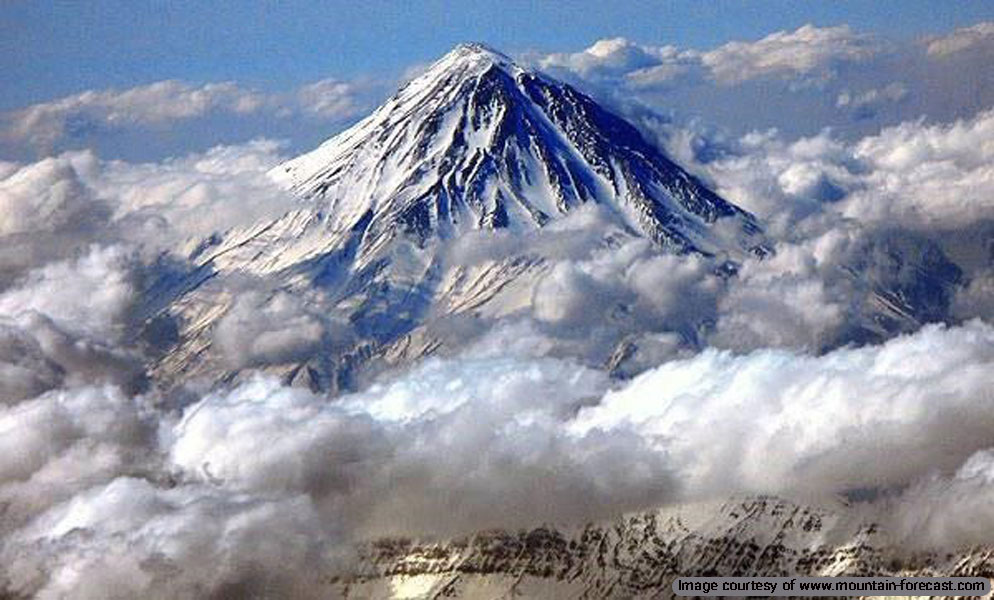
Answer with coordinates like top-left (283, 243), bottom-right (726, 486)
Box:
top-left (270, 42), bottom-right (766, 258)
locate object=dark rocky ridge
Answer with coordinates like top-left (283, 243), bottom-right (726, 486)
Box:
top-left (331, 496), bottom-right (994, 599)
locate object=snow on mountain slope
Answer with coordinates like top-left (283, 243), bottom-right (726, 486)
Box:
top-left (144, 43), bottom-right (770, 390)
top-left (331, 496), bottom-right (994, 599)
top-left (268, 43), bottom-right (766, 260)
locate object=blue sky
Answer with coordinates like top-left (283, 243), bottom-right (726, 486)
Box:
top-left (3, 0), bottom-right (993, 110)
top-left (2, 1), bottom-right (993, 161)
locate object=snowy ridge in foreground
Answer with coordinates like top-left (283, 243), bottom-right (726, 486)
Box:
top-left (334, 496), bottom-right (994, 599)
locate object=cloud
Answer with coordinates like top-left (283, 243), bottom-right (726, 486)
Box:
top-left (0, 35), bottom-right (984, 384)
top-left (0, 245), bottom-right (146, 398)
top-left (3, 81), bottom-right (266, 151)
top-left (954, 269), bottom-right (994, 320)
top-left (4, 478), bottom-right (336, 600)
top-left (836, 82), bottom-right (908, 119)
top-left (886, 447), bottom-right (994, 550)
top-left (845, 109), bottom-right (994, 230)
top-left (538, 25), bottom-right (878, 90)
top-left (0, 382), bottom-right (339, 600)
top-left (701, 24), bottom-right (879, 84)
top-left (0, 245), bottom-right (135, 339)
top-left (429, 206), bottom-right (728, 368)
top-left (710, 253), bottom-right (848, 351)
top-left (0, 322), bottom-right (63, 402)
top-left (213, 287), bottom-right (328, 369)
top-left (0, 139), bottom-right (296, 265)
top-left (7, 321), bottom-right (994, 597)
top-left (0, 354), bottom-right (663, 595)
top-left (3, 316), bottom-right (994, 596)
top-left (4, 20), bottom-right (993, 163)
top-left (574, 320), bottom-right (994, 498)
top-left (83, 139), bottom-right (296, 247)
top-left (438, 109), bottom-right (977, 359)
top-left (679, 108), bottom-right (994, 237)
top-left (528, 235), bottom-right (721, 351)
top-left (1, 78), bottom-right (384, 160)
top-left (406, 115), bottom-right (971, 365)
top-left (0, 155), bottom-right (103, 238)
top-left (295, 78), bottom-right (371, 119)
top-left (7, 313), bottom-right (146, 395)
top-left (0, 141), bottom-right (311, 397)
top-left (169, 358), bottom-right (670, 538)
top-left (660, 113), bottom-right (988, 351)
top-left (538, 38), bottom-right (696, 88)
top-left (926, 21), bottom-right (994, 56)
top-left (0, 385), bottom-right (156, 528)
top-left (535, 21), bottom-right (993, 143)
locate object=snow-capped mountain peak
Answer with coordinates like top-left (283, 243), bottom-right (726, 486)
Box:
top-left (427, 41), bottom-right (518, 73)
top-left (269, 42), bottom-right (765, 257)
top-left (152, 43), bottom-right (775, 391)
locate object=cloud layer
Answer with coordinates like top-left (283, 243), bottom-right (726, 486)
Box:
top-left (536, 22), bottom-right (994, 141)
top-left (1, 78), bottom-right (384, 161)
top-left (5, 320), bottom-right (994, 597)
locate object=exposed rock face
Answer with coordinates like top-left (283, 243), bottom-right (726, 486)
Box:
top-left (331, 497), bottom-right (994, 599)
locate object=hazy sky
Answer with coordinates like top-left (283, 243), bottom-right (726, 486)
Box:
top-left (3, 0), bottom-right (993, 109)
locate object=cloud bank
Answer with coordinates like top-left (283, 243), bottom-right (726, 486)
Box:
top-left (4, 320), bottom-right (994, 597)
top-left (536, 22), bottom-right (994, 141)
top-left (1, 78), bottom-right (385, 161)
